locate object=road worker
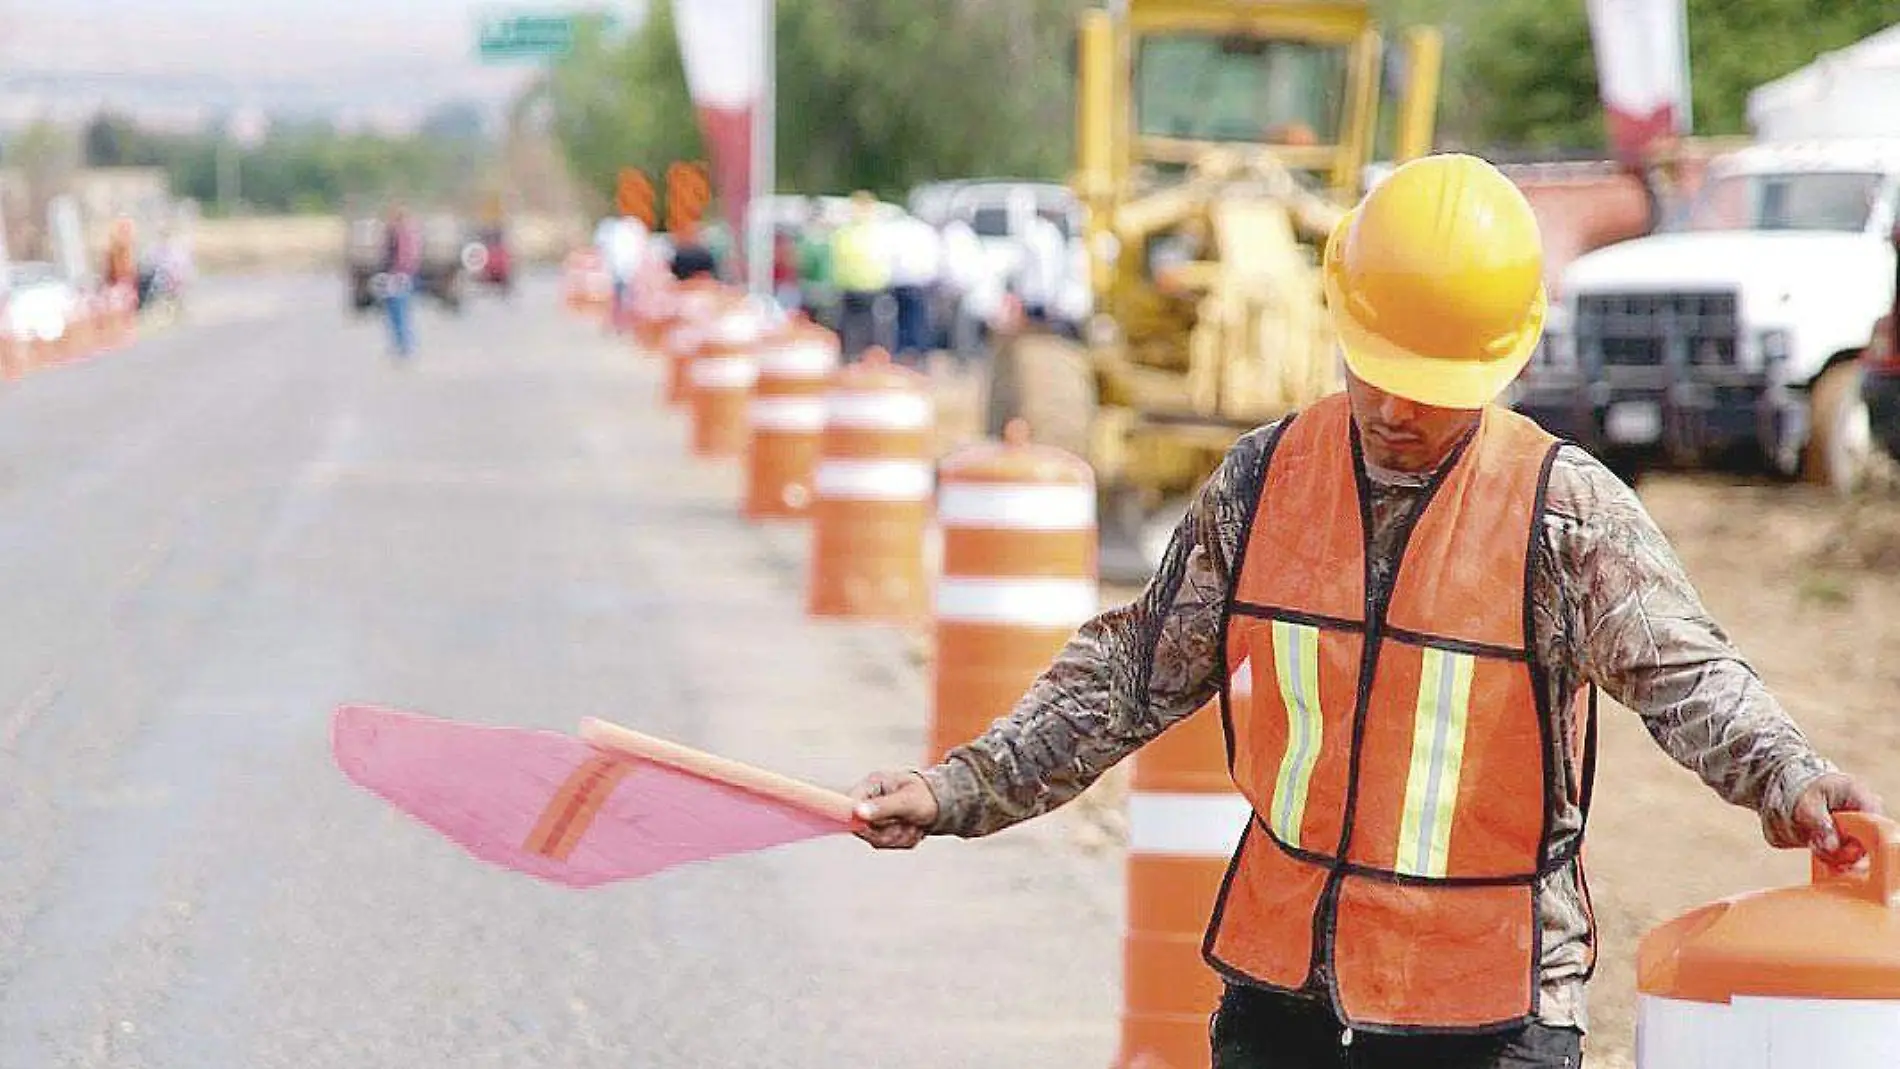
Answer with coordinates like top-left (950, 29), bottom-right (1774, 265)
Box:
top-left (830, 191), bottom-right (894, 361)
top-left (848, 152), bottom-right (1882, 1069)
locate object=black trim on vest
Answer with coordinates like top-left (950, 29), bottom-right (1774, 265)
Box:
top-left (1528, 443), bottom-right (1561, 878)
top-left (1208, 415), bottom-right (1302, 989)
top-left (1524, 441), bottom-right (1561, 1020)
top-left (1228, 602), bottom-right (1361, 632)
top-left (1576, 685), bottom-right (1602, 981)
top-left (1230, 603), bottom-right (1531, 662)
top-left (1208, 408), bottom-right (1589, 1036)
top-left (1246, 814), bottom-right (1574, 887)
top-left (1218, 420), bottom-right (1290, 783)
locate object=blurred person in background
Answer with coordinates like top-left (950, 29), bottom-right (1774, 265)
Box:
top-left (830, 191), bottom-right (894, 361)
top-left (670, 224), bottom-right (718, 282)
top-left (379, 202), bottom-right (422, 361)
top-left (594, 210), bottom-right (649, 333)
top-left (136, 224), bottom-right (194, 311)
top-left (1012, 201), bottom-right (1071, 335)
top-left (773, 228), bottom-right (802, 313)
top-left (886, 210), bottom-right (943, 367)
top-left (938, 212), bottom-right (991, 364)
top-left (798, 222), bottom-right (838, 330)
top-left (103, 216), bottom-right (138, 293)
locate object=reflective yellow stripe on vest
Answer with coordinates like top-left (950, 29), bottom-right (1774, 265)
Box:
top-left (1268, 619), bottom-right (1323, 848)
top-left (1395, 647), bottom-right (1477, 878)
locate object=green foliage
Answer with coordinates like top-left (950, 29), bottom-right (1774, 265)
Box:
top-left (545, 0), bottom-right (1085, 207)
top-left (1379, 0), bottom-right (1899, 151)
top-left (545, 0), bottom-right (1900, 200)
top-left (58, 111), bottom-right (499, 217)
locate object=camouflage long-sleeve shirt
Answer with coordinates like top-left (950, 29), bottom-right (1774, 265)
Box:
top-left (918, 417), bottom-right (1837, 1033)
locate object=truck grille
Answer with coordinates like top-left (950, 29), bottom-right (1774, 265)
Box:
top-left (1575, 291), bottom-right (1739, 369)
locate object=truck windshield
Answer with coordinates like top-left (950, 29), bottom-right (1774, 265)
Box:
top-left (1675, 171), bottom-right (1884, 234)
top-left (1134, 33), bottom-right (1347, 145)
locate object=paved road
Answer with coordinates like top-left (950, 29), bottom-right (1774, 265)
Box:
top-left (0, 272), bottom-right (1123, 1068)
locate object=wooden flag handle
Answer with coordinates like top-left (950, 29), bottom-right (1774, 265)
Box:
top-left (577, 717), bottom-right (862, 827)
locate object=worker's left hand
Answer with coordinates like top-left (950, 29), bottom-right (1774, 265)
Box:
top-left (1786, 772), bottom-right (1886, 870)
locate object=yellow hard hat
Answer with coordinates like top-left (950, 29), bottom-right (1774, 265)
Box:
top-left (1322, 153), bottom-right (1546, 410)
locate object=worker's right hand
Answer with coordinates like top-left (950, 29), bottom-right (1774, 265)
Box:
top-left (847, 769), bottom-right (940, 850)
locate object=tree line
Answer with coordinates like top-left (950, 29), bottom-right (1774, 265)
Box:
top-left (543, 0), bottom-right (1897, 210)
top-left (2, 105), bottom-right (500, 219)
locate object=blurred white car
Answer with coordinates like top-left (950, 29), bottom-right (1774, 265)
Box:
top-left (3, 262), bottom-right (81, 344)
top-left (939, 181), bottom-right (1092, 330)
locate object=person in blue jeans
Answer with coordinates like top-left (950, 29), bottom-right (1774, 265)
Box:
top-left (380, 204), bottom-right (422, 360)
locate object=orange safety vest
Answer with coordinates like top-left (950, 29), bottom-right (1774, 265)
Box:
top-left (1206, 392), bottom-right (1594, 1033)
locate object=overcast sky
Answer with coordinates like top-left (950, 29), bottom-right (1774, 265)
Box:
top-left (0, 0), bottom-right (647, 126)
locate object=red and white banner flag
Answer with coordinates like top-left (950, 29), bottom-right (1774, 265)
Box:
top-left (332, 705), bottom-right (857, 889)
top-left (1585, 0), bottom-right (1693, 166)
top-left (673, 0), bottom-right (768, 273)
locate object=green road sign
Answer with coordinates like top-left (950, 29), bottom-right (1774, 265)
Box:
top-left (477, 14), bottom-right (577, 62)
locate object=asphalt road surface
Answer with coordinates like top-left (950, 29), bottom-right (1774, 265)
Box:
top-left (0, 271), bottom-right (1123, 1068)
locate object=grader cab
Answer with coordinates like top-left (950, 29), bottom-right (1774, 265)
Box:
top-left (983, 0), bottom-right (1442, 581)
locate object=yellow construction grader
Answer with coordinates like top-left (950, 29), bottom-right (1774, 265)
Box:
top-left (982, 0), bottom-right (1443, 581)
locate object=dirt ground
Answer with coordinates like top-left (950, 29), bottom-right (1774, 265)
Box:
top-left (918, 359), bottom-right (1900, 1069)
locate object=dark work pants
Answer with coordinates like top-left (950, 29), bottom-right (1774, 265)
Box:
top-left (891, 283), bottom-right (933, 362)
top-left (838, 289), bottom-right (892, 363)
top-left (1211, 985), bottom-right (1583, 1069)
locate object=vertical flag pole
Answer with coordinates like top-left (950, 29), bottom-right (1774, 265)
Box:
top-left (746, 0), bottom-right (777, 300)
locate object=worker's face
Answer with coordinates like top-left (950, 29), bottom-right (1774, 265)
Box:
top-left (1345, 370), bottom-right (1482, 473)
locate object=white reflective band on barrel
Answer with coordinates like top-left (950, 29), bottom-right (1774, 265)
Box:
top-left (936, 482), bottom-right (1095, 530)
top-left (689, 356), bottom-right (759, 389)
top-left (758, 342), bottom-right (838, 378)
top-left (824, 390), bottom-right (932, 430)
top-left (1127, 791), bottom-right (1252, 858)
top-left (1637, 993), bottom-right (1900, 1069)
top-left (749, 396), bottom-right (827, 432)
top-left (933, 577), bottom-right (1098, 626)
top-left (710, 312), bottom-right (763, 346)
top-left (813, 459), bottom-right (933, 501)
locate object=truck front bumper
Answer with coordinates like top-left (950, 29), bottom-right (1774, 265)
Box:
top-left (1512, 372), bottom-right (1807, 476)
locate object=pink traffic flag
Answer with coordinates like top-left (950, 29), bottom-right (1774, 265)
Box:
top-left (331, 704), bottom-right (859, 889)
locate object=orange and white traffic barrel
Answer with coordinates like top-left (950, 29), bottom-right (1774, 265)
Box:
top-left (807, 347), bottom-right (935, 620)
top-left (629, 269), bottom-right (678, 358)
top-left (664, 279), bottom-right (731, 407)
top-left (1117, 666), bottom-right (1255, 1069)
top-left (689, 303), bottom-right (765, 459)
top-left (562, 249), bottom-right (595, 312)
top-left (1636, 810), bottom-right (1900, 1068)
top-left (927, 419), bottom-right (1096, 762)
top-left (744, 321), bottom-right (841, 519)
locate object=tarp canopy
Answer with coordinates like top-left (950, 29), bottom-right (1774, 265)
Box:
top-left (1749, 23), bottom-right (1900, 141)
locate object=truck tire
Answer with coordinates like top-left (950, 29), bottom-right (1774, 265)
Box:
top-left (1806, 359), bottom-right (1873, 495)
top-left (981, 330), bottom-right (1173, 583)
top-left (981, 329), bottom-right (1094, 460)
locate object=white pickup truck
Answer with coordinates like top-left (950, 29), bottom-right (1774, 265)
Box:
top-left (1513, 139), bottom-right (1900, 484)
